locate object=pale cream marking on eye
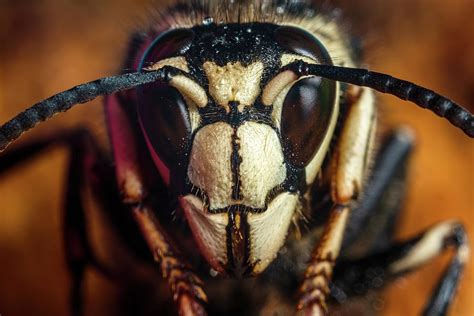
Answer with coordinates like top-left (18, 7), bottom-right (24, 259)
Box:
top-left (170, 75), bottom-right (208, 108)
top-left (181, 95), bottom-right (201, 133)
top-left (280, 53), bottom-right (317, 67)
top-left (144, 56), bottom-right (190, 73)
top-left (262, 54), bottom-right (317, 107)
top-left (270, 79), bottom-right (294, 128)
top-left (145, 56), bottom-right (208, 109)
top-left (203, 61), bottom-right (264, 112)
top-left (262, 71), bottom-right (298, 106)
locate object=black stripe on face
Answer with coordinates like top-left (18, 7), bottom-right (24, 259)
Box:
top-left (231, 126), bottom-right (243, 201)
top-left (190, 169), bottom-right (306, 215)
top-left (225, 206), bottom-right (251, 277)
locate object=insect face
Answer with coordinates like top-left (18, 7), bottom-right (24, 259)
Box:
top-left (1, 1), bottom-right (473, 315)
top-left (136, 23), bottom-right (339, 275)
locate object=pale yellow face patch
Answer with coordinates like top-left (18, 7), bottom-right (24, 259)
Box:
top-left (280, 53), bottom-right (317, 67)
top-left (145, 56), bottom-right (190, 73)
top-left (203, 61), bottom-right (264, 112)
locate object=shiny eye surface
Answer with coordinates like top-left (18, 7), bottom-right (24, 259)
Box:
top-left (274, 26), bottom-right (337, 168)
top-left (139, 28), bottom-right (195, 67)
top-left (137, 29), bottom-right (195, 171)
top-left (138, 85), bottom-right (191, 170)
top-left (280, 77), bottom-right (336, 168)
top-left (275, 26), bottom-right (332, 64)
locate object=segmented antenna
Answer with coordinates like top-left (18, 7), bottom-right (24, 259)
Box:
top-left (1, 62), bottom-right (472, 153)
top-left (0, 68), bottom-right (180, 152)
top-left (286, 61), bottom-right (474, 137)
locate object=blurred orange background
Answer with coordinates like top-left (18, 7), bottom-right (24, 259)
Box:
top-left (0, 1), bottom-right (473, 315)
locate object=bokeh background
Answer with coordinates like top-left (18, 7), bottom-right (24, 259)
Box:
top-left (0, 0), bottom-right (473, 315)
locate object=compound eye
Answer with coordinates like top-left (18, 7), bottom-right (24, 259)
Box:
top-left (280, 76), bottom-right (337, 168)
top-left (274, 26), bottom-right (332, 64)
top-left (140, 28), bottom-right (195, 67)
top-left (274, 26), bottom-right (336, 167)
top-left (137, 29), bottom-right (195, 172)
top-left (138, 83), bottom-right (191, 171)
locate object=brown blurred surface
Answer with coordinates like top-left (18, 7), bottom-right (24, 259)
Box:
top-left (0, 1), bottom-right (473, 315)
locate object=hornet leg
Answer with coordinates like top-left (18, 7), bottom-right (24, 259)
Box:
top-left (106, 93), bottom-right (208, 316)
top-left (298, 86), bottom-right (377, 315)
top-left (332, 221), bottom-right (469, 316)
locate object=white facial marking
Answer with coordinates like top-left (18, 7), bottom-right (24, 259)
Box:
top-left (260, 53), bottom-right (318, 108)
top-left (203, 61), bottom-right (264, 112)
top-left (170, 75), bottom-right (208, 108)
top-left (248, 192), bottom-right (299, 274)
top-left (180, 95), bottom-right (201, 133)
top-left (262, 70), bottom-right (298, 106)
top-left (237, 122), bottom-right (286, 208)
top-left (280, 53), bottom-right (317, 67)
top-left (270, 79), bottom-right (294, 129)
top-left (188, 122), bottom-right (234, 210)
top-left (144, 56), bottom-right (207, 129)
top-left (180, 195), bottom-right (228, 274)
top-left (145, 56), bottom-right (190, 72)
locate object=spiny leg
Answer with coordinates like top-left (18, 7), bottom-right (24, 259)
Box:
top-left (316, 127), bottom-right (467, 315)
top-left (298, 204), bottom-right (351, 315)
top-left (324, 127), bottom-right (414, 310)
top-left (132, 205), bottom-right (208, 316)
top-left (0, 129), bottom-right (112, 316)
top-left (342, 127), bottom-right (414, 256)
top-left (298, 86), bottom-right (377, 315)
top-left (331, 221), bottom-right (469, 316)
top-left (106, 93), bottom-right (208, 316)
top-left (258, 128), bottom-right (413, 314)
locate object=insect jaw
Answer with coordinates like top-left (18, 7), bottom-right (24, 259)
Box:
top-left (182, 119), bottom-right (302, 277)
top-left (180, 191), bottom-right (299, 277)
top-left (180, 195), bottom-right (229, 275)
